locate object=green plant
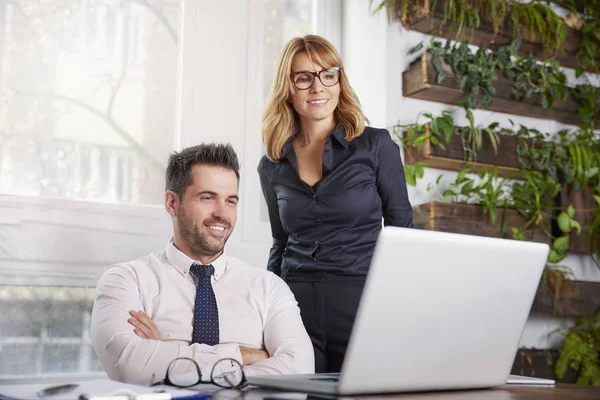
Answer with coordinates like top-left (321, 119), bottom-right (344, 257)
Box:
top-left (392, 110), bottom-right (455, 186)
top-left (577, 19), bottom-right (600, 74)
top-left (555, 0), bottom-right (600, 73)
top-left (504, 55), bottom-right (568, 109)
top-left (442, 166), bottom-right (510, 225)
top-left (373, 0), bottom-right (599, 71)
top-left (508, 0), bottom-right (567, 54)
top-left (429, 39), bottom-right (498, 109)
top-left (554, 310), bottom-right (600, 385)
top-left (456, 105), bottom-right (500, 161)
top-left (558, 128), bottom-right (600, 190)
top-left (370, 0), bottom-right (435, 27)
top-left (495, 37), bottom-right (569, 109)
top-left (427, 38), bottom-right (572, 112)
top-left (571, 84), bottom-right (600, 126)
top-left (554, 0), bottom-right (600, 18)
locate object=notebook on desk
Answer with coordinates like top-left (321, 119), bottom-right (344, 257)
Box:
top-left (248, 227), bottom-right (555, 395)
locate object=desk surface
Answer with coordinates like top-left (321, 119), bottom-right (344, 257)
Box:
top-left (240, 384), bottom-right (599, 400)
top-left (1, 379), bottom-right (599, 400)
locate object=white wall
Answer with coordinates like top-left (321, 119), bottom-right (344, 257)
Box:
top-left (342, 0), bottom-right (600, 349)
top-left (177, 0), bottom-right (273, 267)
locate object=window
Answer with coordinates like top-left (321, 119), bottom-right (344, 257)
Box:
top-left (0, 286), bottom-right (98, 377)
top-left (0, 0), bottom-right (180, 205)
top-left (0, 0), bottom-right (181, 377)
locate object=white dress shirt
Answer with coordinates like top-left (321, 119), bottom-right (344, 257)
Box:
top-left (91, 240), bottom-right (314, 385)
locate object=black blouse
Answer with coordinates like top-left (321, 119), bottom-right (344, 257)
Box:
top-left (258, 125), bottom-right (413, 277)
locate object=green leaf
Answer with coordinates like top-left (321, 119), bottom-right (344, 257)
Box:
top-left (548, 248), bottom-right (567, 263)
top-left (512, 228), bottom-right (527, 241)
top-left (566, 205), bottom-right (575, 219)
top-left (404, 168), bottom-right (416, 186)
top-left (557, 212), bottom-right (571, 233)
top-left (409, 42), bottom-right (424, 55)
top-left (460, 181), bottom-right (475, 196)
top-left (571, 220), bottom-right (582, 235)
top-left (412, 135), bottom-right (428, 146)
top-left (435, 174), bottom-right (444, 184)
top-left (481, 95), bottom-right (493, 109)
top-left (430, 118), bottom-right (439, 135)
top-left (552, 236), bottom-right (570, 253)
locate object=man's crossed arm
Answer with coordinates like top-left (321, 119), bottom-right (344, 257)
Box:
top-left (127, 310), bottom-right (270, 366)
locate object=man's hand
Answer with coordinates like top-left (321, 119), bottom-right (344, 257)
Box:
top-left (128, 310), bottom-right (162, 340)
top-left (239, 346), bottom-right (269, 365)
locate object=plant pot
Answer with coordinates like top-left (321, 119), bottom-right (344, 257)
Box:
top-left (412, 201), bottom-right (551, 244)
top-left (403, 53), bottom-right (583, 125)
top-left (402, 126), bottom-right (523, 178)
top-left (511, 348), bottom-right (578, 383)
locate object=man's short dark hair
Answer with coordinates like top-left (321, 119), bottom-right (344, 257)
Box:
top-left (166, 143), bottom-right (240, 198)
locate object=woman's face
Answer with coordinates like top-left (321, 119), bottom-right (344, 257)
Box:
top-left (289, 51), bottom-right (340, 126)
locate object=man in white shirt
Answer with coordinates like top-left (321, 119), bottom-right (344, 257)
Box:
top-left (91, 143), bottom-right (314, 385)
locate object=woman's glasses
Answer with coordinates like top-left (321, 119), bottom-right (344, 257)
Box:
top-left (290, 67), bottom-right (341, 90)
top-left (152, 357), bottom-right (247, 389)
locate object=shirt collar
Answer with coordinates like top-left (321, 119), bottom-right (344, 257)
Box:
top-left (330, 123), bottom-right (348, 148)
top-left (281, 123), bottom-right (348, 159)
top-left (166, 239), bottom-right (228, 280)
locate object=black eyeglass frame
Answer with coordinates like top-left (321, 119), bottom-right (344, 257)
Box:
top-left (154, 357), bottom-right (247, 389)
top-left (290, 66), bottom-right (342, 90)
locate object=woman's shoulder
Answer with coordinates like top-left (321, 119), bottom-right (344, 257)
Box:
top-left (258, 154), bottom-right (282, 182)
top-left (358, 126), bottom-right (393, 145)
top-left (258, 154), bottom-right (276, 171)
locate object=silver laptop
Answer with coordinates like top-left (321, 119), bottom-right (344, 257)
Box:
top-left (248, 227), bottom-right (554, 395)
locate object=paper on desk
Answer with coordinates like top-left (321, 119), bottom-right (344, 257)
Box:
top-left (0, 378), bottom-right (201, 400)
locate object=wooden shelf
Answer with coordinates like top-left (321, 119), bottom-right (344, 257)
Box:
top-left (511, 349), bottom-right (577, 383)
top-left (532, 278), bottom-right (600, 318)
top-left (412, 201), bottom-right (551, 244)
top-left (406, 0), bottom-right (598, 72)
top-left (403, 53), bottom-right (583, 125)
top-left (404, 126), bottom-right (522, 178)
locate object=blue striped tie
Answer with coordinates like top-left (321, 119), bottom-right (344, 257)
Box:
top-left (190, 263), bottom-right (219, 345)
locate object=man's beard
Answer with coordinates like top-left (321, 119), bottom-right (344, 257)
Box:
top-left (177, 205), bottom-right (232, 259)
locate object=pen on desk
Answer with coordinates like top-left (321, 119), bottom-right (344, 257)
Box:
top-left (170, 394), bottom-right (211, 400)
top-left (37, 383), bottom-right (79, 397)
top-left (79, 393), bottom-right (172, 400)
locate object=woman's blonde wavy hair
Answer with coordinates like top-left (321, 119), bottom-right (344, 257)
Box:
top-left (262, 34), bottom-right (368, 161)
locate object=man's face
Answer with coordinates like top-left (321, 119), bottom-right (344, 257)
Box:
top-left (173, 165), bottom-right (239, 260)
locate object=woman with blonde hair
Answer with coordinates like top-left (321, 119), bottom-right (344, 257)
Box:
top-left (258, 34), bottom-right (413, 373)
